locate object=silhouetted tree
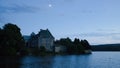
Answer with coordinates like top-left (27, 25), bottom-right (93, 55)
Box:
top-left (81, 40), bottom-right (91, 50)
top-left (54, 38), bottom-right (91, 54)
top-left (55, 37), bottom-right (72, 46)
top-left (73, 38), bottom-right (85, 54)
top-left (0, 23), bottom-right (25, 56)
top-left (54, 37), bottom-right (73, 54)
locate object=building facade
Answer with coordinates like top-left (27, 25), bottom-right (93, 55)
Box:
top-left (54, 44), bottom-right (66, 53)
top-left (27, 29), bottom-right (54, 51)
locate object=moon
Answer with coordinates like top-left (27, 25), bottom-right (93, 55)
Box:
top-left (48, 4), bottom-right (52, 8)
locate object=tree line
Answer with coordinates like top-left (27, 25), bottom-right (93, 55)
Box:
top-left (54, 38), bottom-right (91, 54)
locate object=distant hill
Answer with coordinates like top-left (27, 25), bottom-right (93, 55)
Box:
top-left (92, 44), bottom-right (120, 51)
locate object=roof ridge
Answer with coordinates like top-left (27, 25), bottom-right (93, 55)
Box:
top-left (38, 29), bottom-right (54, 38)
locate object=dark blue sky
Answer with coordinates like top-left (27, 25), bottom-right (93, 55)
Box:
top-left (0, 0), bottom-right (120, 45)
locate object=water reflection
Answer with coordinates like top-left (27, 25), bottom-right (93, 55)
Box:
top-left (19, 54), bottom-right (92, 68)
top-left (52, 55), bottom-right (91, 68)
top-left (0, 54), bottom-right (92, 68)
top-left (20, 56), bottom-right (55, 68)
top-left (1, 52), bottom-right (120, 68)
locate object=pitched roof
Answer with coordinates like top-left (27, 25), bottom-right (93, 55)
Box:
top-left (38, 29), bottom-right (54, 38)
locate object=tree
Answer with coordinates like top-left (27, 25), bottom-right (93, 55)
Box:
top-left (54, 38), bottom-right (88, 54)
top-left (0, 28), bottom-right (2, 46)
top-left (73, 38), bottom-right (85, 54)
top-left (55, 37), bottom-right (72, 46)
top-left (0, 23), bottom-right (25, 56)
top-left (73, 38), bottom-right (80, 45)
top-left (54, 37), bottom-right (73, 54)
top-left (81, 40), bottom-right (91, 50)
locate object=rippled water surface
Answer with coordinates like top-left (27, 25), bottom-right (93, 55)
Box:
top-left (1, 52), bottom-right (120, 68)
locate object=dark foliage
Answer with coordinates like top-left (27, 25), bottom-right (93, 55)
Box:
top-left (55, 37), bottom-right (72, 46)
top-left (81, 40), bottom-right (91, 50)
top-left (54, 38), bottom-right (91, 54)
top-left (0, 23), bottom-right (26, 56)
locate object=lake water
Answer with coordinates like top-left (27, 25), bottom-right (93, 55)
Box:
top-left (1, 52), bottom-right (120, 68)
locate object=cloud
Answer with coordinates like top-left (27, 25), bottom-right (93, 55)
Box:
top-left (81, 10), bottom-right (94, 14)
top-left (80, 32), bottom-right (120, 45)
top-left (0, 4), bottom-right (40, 23)
top-left (63, 0), bottom-right (75, 2)
top-left (63, 32), bottom-right (120, 45)
top-left (79, 32), bottom-right (120, 38)
top-left (55, 32), bottom-right (120, 45)
top-left (0, 4), bottom-right (39, 14)
top-left (96, 28), bottom-right (118, 32)
top-left (80, 33), bottom-right (107, 37)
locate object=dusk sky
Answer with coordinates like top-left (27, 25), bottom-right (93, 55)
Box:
top-left (0, 0), bottom-right (120, 45)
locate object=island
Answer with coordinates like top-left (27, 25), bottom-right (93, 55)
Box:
top-left (0, 23), bottom-right (92, 56)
